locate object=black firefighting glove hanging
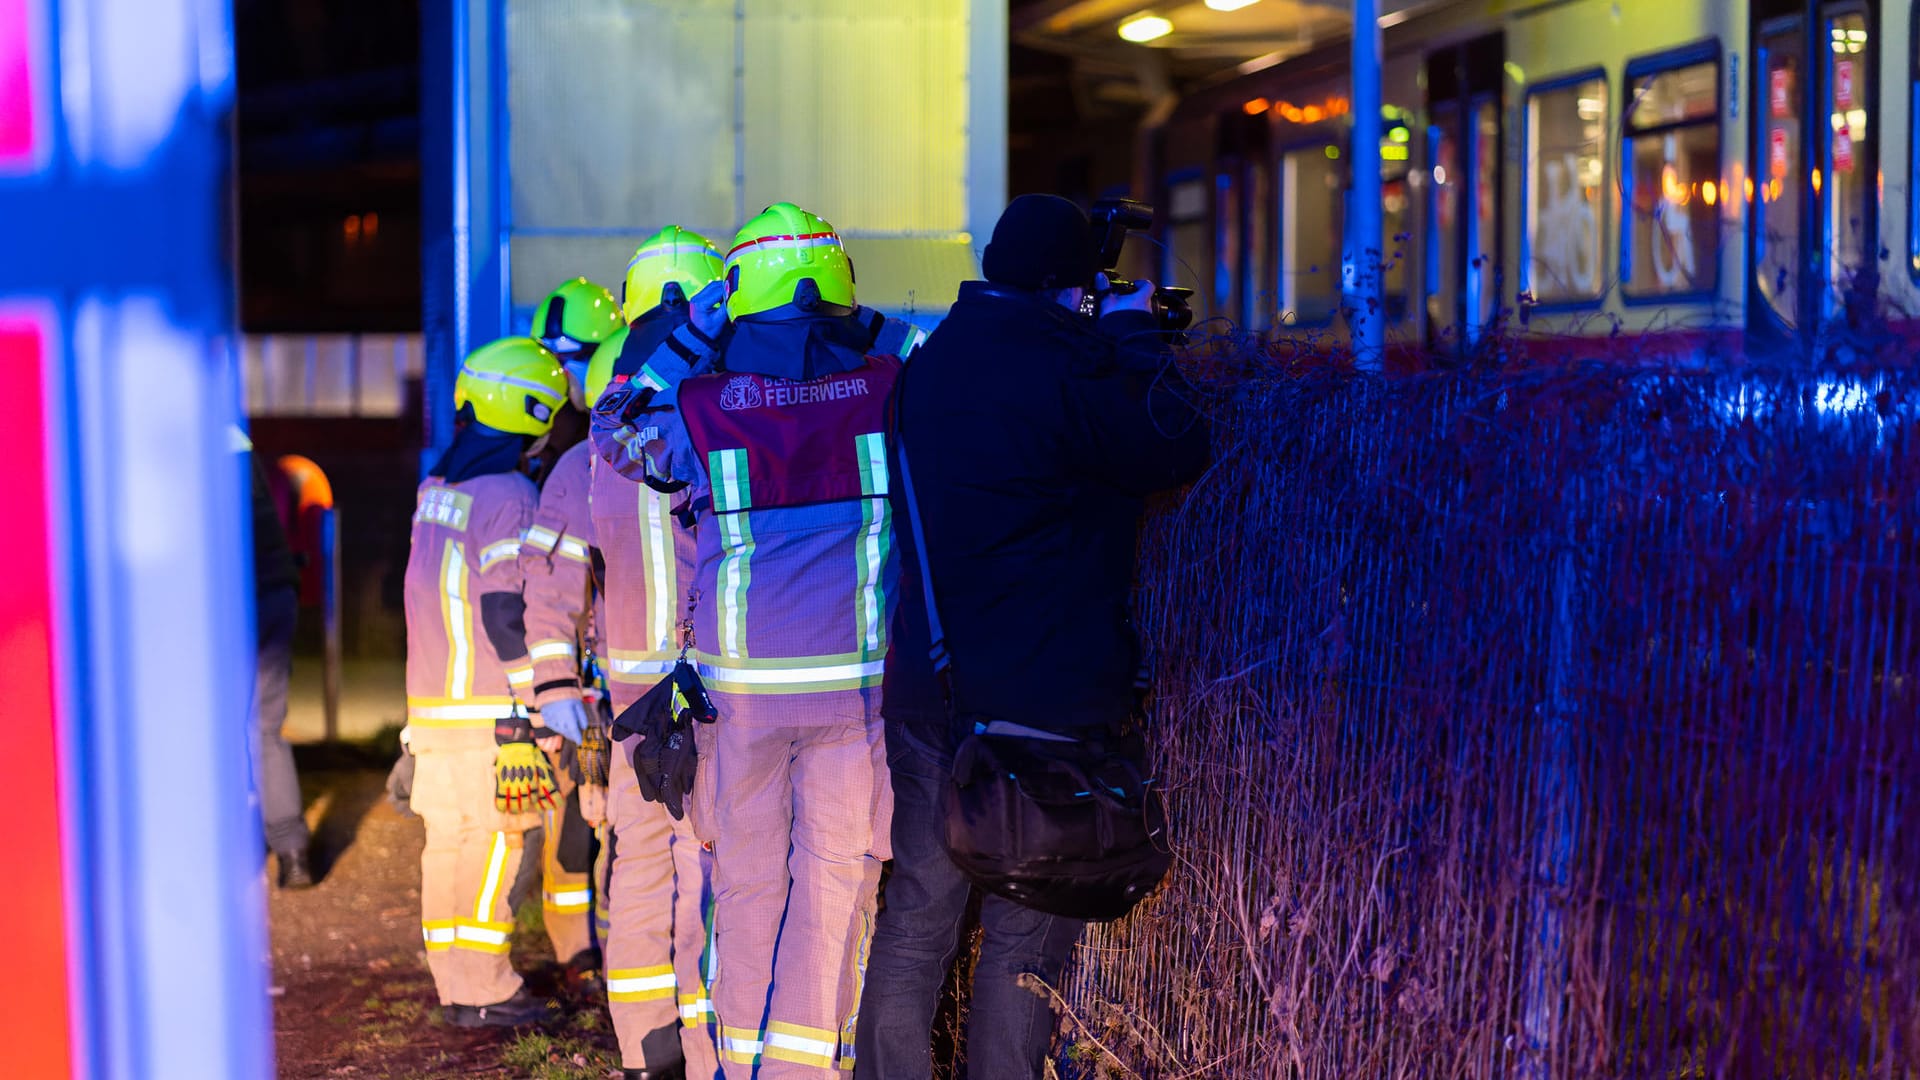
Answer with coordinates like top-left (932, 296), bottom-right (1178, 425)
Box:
top-left (576, 694), bottom-right (614, 787)
top-left (611, 661), bottom-right (717, 820)
top-left (494, 714), bottom-right (560, 815)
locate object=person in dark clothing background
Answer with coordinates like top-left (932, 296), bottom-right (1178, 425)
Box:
top-left (856, 194), bottom-right (1211, 1079)
top-left (250, 453), bottom-right (314, 888)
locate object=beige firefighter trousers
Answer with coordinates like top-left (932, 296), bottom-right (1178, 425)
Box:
top-left (411, 743), bottom-right (542, 1007)
top-left (607, 734), bottom-right (721, 1075)
top-left (703, 719), bottom-right (890, 1079)
top-left (538, 761), bottom-right (595, 965)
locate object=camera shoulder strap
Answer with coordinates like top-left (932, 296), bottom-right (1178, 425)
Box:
top-left (892, 381), bottom-right (951, 681)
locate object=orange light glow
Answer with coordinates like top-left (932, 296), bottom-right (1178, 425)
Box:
top-left (1745, 176), bottom-right (1755, 202)
top-left (1812, 168), bottom-right (1823, 193)
top-left (1272, 96), bottom-right (1351, 124)
top-left (1702, 180), bottom-right (1718, 205)
top-left (1244, 97), bottom-right (1271, 115)
top-left (363, 212), bottom-right (380, 239)
top-left (1661, 165), bottom-right (1685, 203)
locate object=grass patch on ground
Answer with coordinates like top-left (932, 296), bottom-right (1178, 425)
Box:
top-left (500, 1032), bottom-right (621, 1079)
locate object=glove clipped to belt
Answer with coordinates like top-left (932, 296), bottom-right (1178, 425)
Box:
top-left (575, 694), bottom-right (614, 787)
top-left (494, 715), bottom-right (560, 815)
top-left (611, 660), bottom-right (717, 820)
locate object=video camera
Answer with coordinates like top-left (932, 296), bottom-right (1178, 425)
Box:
top-left (1085, 198), bottom-right (1195, 337)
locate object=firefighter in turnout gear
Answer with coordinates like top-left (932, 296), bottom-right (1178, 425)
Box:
top-left (592, 203), bottom-right (904, 1078)
top-left (591, 226), bottom-right (728, 1080)
top-left (404, 336), bottom-right (571, 1027)
top-left (519, 318), bottom-right (632, 979)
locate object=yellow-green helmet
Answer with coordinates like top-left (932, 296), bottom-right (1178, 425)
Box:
top-left (583, 323), bottom-right (632, 408)
top-left (454, 337), bottom-right (570, 437)
top-left (532, 277), bottom-right (624, 358)
top-left (623, 226), bottom-right (724, 320)
top-left (724, 202), bottom-right (855, 321)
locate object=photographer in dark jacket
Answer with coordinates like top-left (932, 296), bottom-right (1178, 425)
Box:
top-left (856, 195), bottom-right (1210, 1079)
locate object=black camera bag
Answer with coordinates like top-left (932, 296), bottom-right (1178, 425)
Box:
top-left (895, 364), bottom-right (1171, 922)
top-left (940, 721), bottom-right (1170, 921)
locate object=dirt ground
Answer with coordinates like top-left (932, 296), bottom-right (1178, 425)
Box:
top-left (269, 745), bottom-right (623, 1079)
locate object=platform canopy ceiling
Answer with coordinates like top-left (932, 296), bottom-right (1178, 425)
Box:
top-left (1012, 0), bottom-right (1426, 83)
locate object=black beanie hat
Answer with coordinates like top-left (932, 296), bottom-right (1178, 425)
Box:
top-left (981, 194), bottom-right (1097, 291)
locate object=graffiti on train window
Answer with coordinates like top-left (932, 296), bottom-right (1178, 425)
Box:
top-left (1757, 26), bottom-right (1804, 327)
top-left (1624, 57), bottom-right (1722, 297)
top-left (1526, 75), bottom-right (1608, 303)
top-left (1824, 12), bottom-right (1872, 308)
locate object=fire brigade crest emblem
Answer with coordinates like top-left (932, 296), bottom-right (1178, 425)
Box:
top-left (718, 374), bottom-right (763, 411)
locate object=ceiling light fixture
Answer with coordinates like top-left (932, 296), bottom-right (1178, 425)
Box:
top-left (1118, 13), bottom-right (1173, 42)
top-left (1205, 0), bottom-right (1262, 11)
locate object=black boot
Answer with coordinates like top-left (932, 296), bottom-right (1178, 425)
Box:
top-left (444, 987), bottom-right (558, 1029)
top-left (276, 847), bottom-right (315, 890)
top-left (622, 1023), bottom-right (687, 1078)
top-left (562, 947), bottom-right (604, 999)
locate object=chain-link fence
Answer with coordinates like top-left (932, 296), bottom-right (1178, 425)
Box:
top-left (1061, 363), bottom-right (1920, 1078)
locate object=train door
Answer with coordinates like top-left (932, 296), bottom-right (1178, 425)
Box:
top-left (1750, 0), bottom-right (1880, 343)
top-left (1426, 35), bottom-right (1506, 352)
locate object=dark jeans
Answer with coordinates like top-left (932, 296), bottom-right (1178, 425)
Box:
top-left (253, 585), bottom-right (310, 855)
top-left (855, 721), bottom-right (1084, 1080)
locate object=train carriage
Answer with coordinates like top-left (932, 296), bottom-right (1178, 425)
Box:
top-left (1148, 0), bottom-right (1920, 363)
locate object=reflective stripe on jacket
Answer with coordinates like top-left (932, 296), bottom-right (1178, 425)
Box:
top-left (519, 440), bottom-right (597, 706)
top-left (404, 471), bottom-right (538, 746)
top-left (589, 449), bottom-right (697, 713)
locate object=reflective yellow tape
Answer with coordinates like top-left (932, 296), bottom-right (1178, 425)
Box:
top-left (607, 965), bottom-right (676, 1002)
top-left (542, 887), bottom-right (593, 913)
top-left (764, 1020), bottom-right (838, 1069)
top-left (530, 640), bottom-right (576, 663)
top-left (475, 832), bottom-right (509, 921)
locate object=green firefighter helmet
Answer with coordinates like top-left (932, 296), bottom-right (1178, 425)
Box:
top-left (723, 202), bottom-right (855, 321)
top-left (623, 226), bottom-right (724, 320)
top-left (454, 337), bottom-right (570, 437)
top-left (531, 277), bottom-right (624, 359)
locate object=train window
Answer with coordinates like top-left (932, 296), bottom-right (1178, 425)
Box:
top-left (1280, 142), bottom-right (1344, 324)
top-left (1427, 105), bottom-right (1462, 330)
top-left (1912, 18), bottom-right (1920, 282)
top-left (1756, 23), bottom-right (1804, 327)
top-left (1382, 118), bottom-right (1413, 322)
top-left (1163, 175), bottom-right (1208, 300)
top-left (1525, 74), bottom-right (1608, 304)
top-left (1215, 168), bottom-right (1241, 320)
top-left (1247, 160), bottom-right (1274, 328)
top-left (1822, 11), bottom-right (1872, 312)
top-left (1622, 54), bottom-right (1721, 298)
